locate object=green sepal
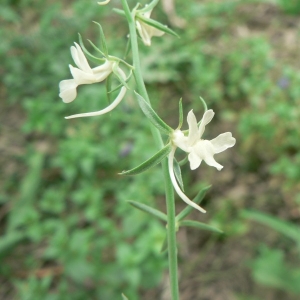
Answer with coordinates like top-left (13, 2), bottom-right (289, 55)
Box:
top-left (105, 74), bottom-right (113, 104)
top-left (121, 294), bottom-right (129, 300)
top-left (112, 63), bottom-right (130, 89)
top-left (78, 34), bottom-right (105, 63)
top-left (139, 0), bottom-right (159, 13)
top-left (173, 158), bottom-right (184, 192)
top-left (127, 201), bottom-right (167, 222)
top-left (135, 92), bottom-right (173, 135)
top-left (120, 143), bottom-right (172, 175)
top-left (177, 98), bottom-right (183, 129)
top-left (87, 39), bottom-right (106, 58)
top-left (136, 14), bottom-right (179, 38)
top-left (179, 220), bottom-right (223, 234)
top-left (93, 22), bottom-right (108, 57)
top-left (176, 185), bottom-right (211, 221)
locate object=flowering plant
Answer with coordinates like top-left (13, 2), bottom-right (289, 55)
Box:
top-left (59, 0), bottom-right (236, 299)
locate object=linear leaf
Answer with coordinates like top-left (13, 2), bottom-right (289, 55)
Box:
top-left (160, 234), bottom-right (168, 253)
top-left (179, 220), bottom-right (223, 234)
top-left (139, 0), bottom-right (159, 13)
top-left (120, 144), bottom-right (172, 175)
top-left (78, 34), bottom-right (105, 63)
top-left (176, 185), bottom-right (211, 221)
top-left (135, 92), bottom-right (173, 135)
top-left (136, 15), bottom-right (179, 38)
top-left (127, 201), bottom-right (167, 222)
top-left (241, 210), bottom-right (300, 244)
top-left (121, 294), bottom-right (129, 300)
top-left (93, 22), bottom-right (108, 57)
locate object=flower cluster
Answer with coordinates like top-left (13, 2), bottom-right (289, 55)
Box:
top-left (169, 110), bottom-right (236, 213)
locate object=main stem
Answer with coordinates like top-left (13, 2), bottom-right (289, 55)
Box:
top-left (120, 1), bottom-right (180, 299)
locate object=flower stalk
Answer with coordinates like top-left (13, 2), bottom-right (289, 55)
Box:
top-left (120, 0), bottom-right (180, 299)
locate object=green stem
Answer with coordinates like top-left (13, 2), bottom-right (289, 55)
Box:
top-left (120, 1), bottom-right (180, 299)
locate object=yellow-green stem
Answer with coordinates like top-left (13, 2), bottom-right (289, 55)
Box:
top-left (120, 1), bottom-right (180, 299)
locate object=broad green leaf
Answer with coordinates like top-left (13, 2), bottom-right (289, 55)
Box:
top-left (176, 185), bottom-right (211, 221)
top-left (241, 210), bottom-right (300, 244)
top-left (120, 143), bottom-right (172, 175)
top-left (78, 34), bottom-right (105, 63)
top-left (135, 92), bottom-right (173, 135)
top-left (136, 15), bottom-right (179, 38)
top-left (139, 0), bottom-right (159, 13)
top-left (173, 159), bottom-right (184, 191)
top-left (178, 98), bottom-right (183, 129)
top-left (179, 220), bottom-right (223, 234)
top-left (93, 22), bottom-right (108, 57)
top-left (127, 201), bottom-right (167, 222)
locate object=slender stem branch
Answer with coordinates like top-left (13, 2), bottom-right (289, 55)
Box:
top-left (120, 1), bottom-right (180, 299)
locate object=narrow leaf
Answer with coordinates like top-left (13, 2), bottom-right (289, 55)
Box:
top-left (139, 0), bottom-right (159, 13)
top-left (178, 98), bottom-right (183, 129)
top-left (121, 294), bottom-right (129, 300)
top-left (93, 22), bottom-right (108, 57)
top-left (127, 201), bottom-right (167, 222)
top-left (113, 8), bottom-right (126, 17)
top-left (199, 97), bottom-right (208, 112)
top-left (136, 15), bottom-right (179, 38)
top-left (176, 185), bottom-right (211, 221)
top-left (120, 144), bottom-right (172, 175)
top-left (78, 34), bottom-right (105, 63)
top-left (87, 39), bottom-right (106, 57)
top-left (241, 210), bottom-right (300, 244)
top-left (179, 220), bottom-right (223, 234)
top-left (112, 63), bottom-right (130, 89)
top-left (173, 159), bottom-right (184, 191)
top-left (135, 92), bottom-right (173, 135)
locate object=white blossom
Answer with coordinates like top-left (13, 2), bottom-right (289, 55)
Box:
top-left (136, 10), bottom-right (165, 46)
top-left (59, 43), bottom-right (127, 119)
top-left (169, 109), bottom-right (236, 213)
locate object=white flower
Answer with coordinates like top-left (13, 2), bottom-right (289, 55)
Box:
top-left (169, 109), bottom-right (236, 213)
top-left (97, 0), bottom-right (110, 5)
top-left (136, 10), bottom-right (165, 46)
top-left (59, 43), bottom-right (127, 119)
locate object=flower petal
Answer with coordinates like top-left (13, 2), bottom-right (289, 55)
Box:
top-left (71, 43), bottom-right (92, 73)
top-left (188, 151), bottom-right (202, 170)
top-left (65, 86), bottom-right (127, 119)
top-left (59, 79), bottom-right (78, 103)
top-left (210, 132), bottom-right (236, 154)
top-left (168, 148), bottom-right (206, 213)
top-left (187, 110), bottom-right (200, 146)
top-left (173, 130), bottom-right (189, 151)
top-left (198, 109), bottom-right (215, 138)
top-left (136, 21), bottom-right (151, 46)
top-left (194, 140), bottom-right (223, 170)
top-left (69, 65), bottom-right (97, 84)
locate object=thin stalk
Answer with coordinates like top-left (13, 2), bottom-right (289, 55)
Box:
top-left (120, 1), bottom-right (180, 299)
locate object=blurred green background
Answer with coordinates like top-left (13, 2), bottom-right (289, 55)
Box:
top-left (1, 0), bottom-right (300, 299)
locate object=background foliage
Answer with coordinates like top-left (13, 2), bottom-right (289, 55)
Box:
top-left (0, 0), bottom-right (299, 299)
